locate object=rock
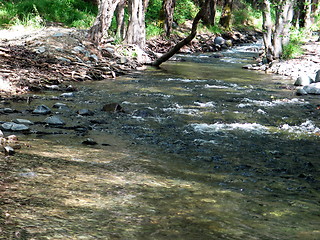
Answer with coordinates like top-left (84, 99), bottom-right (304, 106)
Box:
top-left (45, 116), bottom-right (65, 125)
top-left (60, 92), bottom-right (74, 98)
top-left (1, 122), bottom-right (29, 131)
top-left (13, 119), bottom-right (34, 125)
top-left (242, 64), bottom-right (253, 69)
top-left (315, 70), bottom-right (320, 83)
top-left (303, 82), bottom-right (320, 94)
top-left (3, 146), bottom-right (15, 155)
top-left (45, 85), bottom-right (60, 90)
top-left (294, 75), bottom-right (313, 86)
top-left (214, 36), bottom-right (225, 45)
top-left (77, 109), bottom-right (94, 116)
top-left (0, 130), bottom-right (3, 137)
top-left (33, 105), bottom-right (51, 114)
top-left (102, 103), bottom-right (124, 113)
top-left (82, 138), bottom-right (98, 145)
top-left (296, 88), bottom-right (308, 95)
top-left (225, 39), bottom-right (232, 47)
top-left (211, 53), bottom-right (224, 58)
top-left (53, 103), bottom-right (68, 109)
top-left (66, 85), bottom-right (77, 92)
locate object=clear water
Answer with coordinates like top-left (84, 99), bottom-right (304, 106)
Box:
top-left (3, 43), bottom-right (320, 239)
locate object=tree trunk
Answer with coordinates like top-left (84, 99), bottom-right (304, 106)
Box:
top-left (262, 0), bottom-right (273, 62)
top-left (116, 0), bottom-right (126, 39)
top-left (219, 0), bottom-right (233, 29)
top-left (273, 0), bottom-right (294, 59)
top-left (151, 0), bottom-right (210, 67)
top-left (202, 0), bottom-right (216, 26)
top-left (88, 0), bottom-right (120, 44)
top-left (160, 0), bottom-right (176, 37)
top-left (125, 0), bottom-right (146, 48)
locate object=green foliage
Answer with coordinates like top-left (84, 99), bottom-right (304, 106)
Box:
top-left (232, 1), bottom-right (262, 30)
top-left (146, 23), bottom-right (164, 39)
top-left (173, 0), bottom-right (198, 24)
top-left (282, 29), bottom-right (306, 59)
top-left (0, 0), bottom-right (97, 29)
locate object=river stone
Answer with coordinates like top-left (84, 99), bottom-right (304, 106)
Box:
top-left (13, 119), bottom-right (34, 125)
top-left (60, 92), bottom-right (74, 98)
top-left (33, 105), bottom-right (51, 114)
top-left (77, 109), bottom-right (94, 116)
top-left (214, 36), bottom-right (225, 45)
top-left (1, 122), bottom-right (29, 131)
top-left (53, 102), bottom-right (68, 109)
top-left (82, 138), bottom-right (98, 145)
top-left (3, 146), bottom-right (15, 155)
top-left (294, 75), bottom-right (313, 86)
top-left (102, 103), bottom-right (124, 113)
top-left (303, 82), bottom-right (320, 94)
top-left (296, 88), bottom-right (308, 95)
top-left (45, 116), bottom-right (65, 125)
top-left (315, 70), bottom-right (320, 83)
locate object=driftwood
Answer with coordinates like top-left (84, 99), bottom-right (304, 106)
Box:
top-left (151, 0), bottom-right (210, 67)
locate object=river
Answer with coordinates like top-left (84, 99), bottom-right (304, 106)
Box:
top-left (3, 42), bottom-right (320, 239)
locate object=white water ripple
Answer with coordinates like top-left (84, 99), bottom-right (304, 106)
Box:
top-left (191, 122), bottom-right (269, 134)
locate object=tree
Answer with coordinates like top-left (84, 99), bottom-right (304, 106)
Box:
top-left (202, 0), bottom-right (217, 26)
top-left (219, 0), bottom-right (233, 29)
top-left (88, 0), bottom-right (121, 44)
top-left (124, 0), bottom-right (148, 48)
top-left (160, 0), bottom-right (176, 37)
top-left (261, 0), bottom-right (294, 61)
top-left (151, 0), bottom-right (211, 67)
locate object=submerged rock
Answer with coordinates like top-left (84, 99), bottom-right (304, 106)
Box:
top-left (53, 102), bottom-right (69, 109)
top-left (33, 105), bottom-right (51, 114)
top-left (13, 119), bottom-right (34, 125)
top-left (102, 103), bottom-right (125, 113)
top-left (45, 116), bottom-right (65, 125)
top-left (303, 82), bottom-right (320, 94)
top-left (1, 122), bottom-right (29, 131)
top-left (77, 109), bottom-right (94, 116)
top-left (82, 138), bottom-right (98, 145)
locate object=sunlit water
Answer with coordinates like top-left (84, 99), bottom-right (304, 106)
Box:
top-left (3, 42), bottom-right (320, 239)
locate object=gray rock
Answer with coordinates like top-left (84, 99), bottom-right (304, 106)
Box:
top-left (214, 36), bottom-right (225, 45)
top-left (294, 75), bottom-right (313, 86)
top-left (82, 138), bottom-right (98, 145)
top-left (45, 85), bottom-right (60, 90)
top-left (60, 92), bottom-right (74, 98)
top-left (77, 109), bottom-right (94, 116)
top-left (4, 146), bottom-right (15, 155)
top-left (296, 88), bottom-right (308, 95)
top-left (1, 122), bottom-right (29, 131)
top-left (13, 119), bottom-right (34, 125)
top-left (53, 103), bottom-right (69, 109)
top-left (303, 82), bottom-right (320, 94)
top-left (102, 103), bottom-right (124, 113)
top-left (315, 70), bottom-right (320, 83)
top-left (45, 116), bottom-right (65, 125)
top-left (33, 105), bottom-right (51, 114)
top-left (242, 64), bottom-right (253, 69)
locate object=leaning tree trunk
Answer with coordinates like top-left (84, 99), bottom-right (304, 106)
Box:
top-left (151, 0), bottom-right (210, 67)
top-left (262, 0), bottom-right (274, 62)
top-left (88, 0), bottom-right (120, 44)
top-left (125, 0), bottom-right (146, 48)
top-left (273, 0), bottom-right (294, 59)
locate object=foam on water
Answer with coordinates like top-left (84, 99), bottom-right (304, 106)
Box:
top-left (194, 101), bottom-right (216, 108)
top-left (163, 104), bottom-right (200, 115)
top-left (165, 78), bottom-right (207, 83)
top-left (279, 120), bottom-right (320, 135)
top-left (191, 122), bottom-right (269, 134)
top-left (238, 98), bottom-right (307, 108)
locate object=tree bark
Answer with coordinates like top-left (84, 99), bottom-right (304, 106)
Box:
top-left (88, 0), bottom-right (120, 44)
top-left (262, 0), bottom-right (273, 62)
top-left (219, 0), bottom-right (233, 29)
top-left (273, 0), bottom-right (294, 59)
top-left (202, 0), bottom-right (216, 26)
top-left (151, 0), bottom-right (210, 67)
top-left (125, 0), bottom-right (146, 48)
top-left (160, 0), bottom-right (176, 37)
top-left (116, 0), bottom-right (126, 39)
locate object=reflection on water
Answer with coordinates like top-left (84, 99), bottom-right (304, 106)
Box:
top-left (3, 44), bottom-right (320, 239)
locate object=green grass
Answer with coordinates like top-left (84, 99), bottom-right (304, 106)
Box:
top-left (0, 0), bottom-right (97, 29)
top-left (282, 28), bottom-right (307, 59)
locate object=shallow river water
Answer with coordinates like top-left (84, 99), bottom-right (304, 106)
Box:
top-left (3, 43), bottom-right (320, 239)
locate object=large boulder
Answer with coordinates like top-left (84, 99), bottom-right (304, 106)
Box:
top-left (315, 70), bottom-right (320, 83)
top-left (294, 75), bottom-right (313, 86)
top-left (214, 36), bottom-right (225, 45)
top-left (303, 82), bottom-right (320, 94)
